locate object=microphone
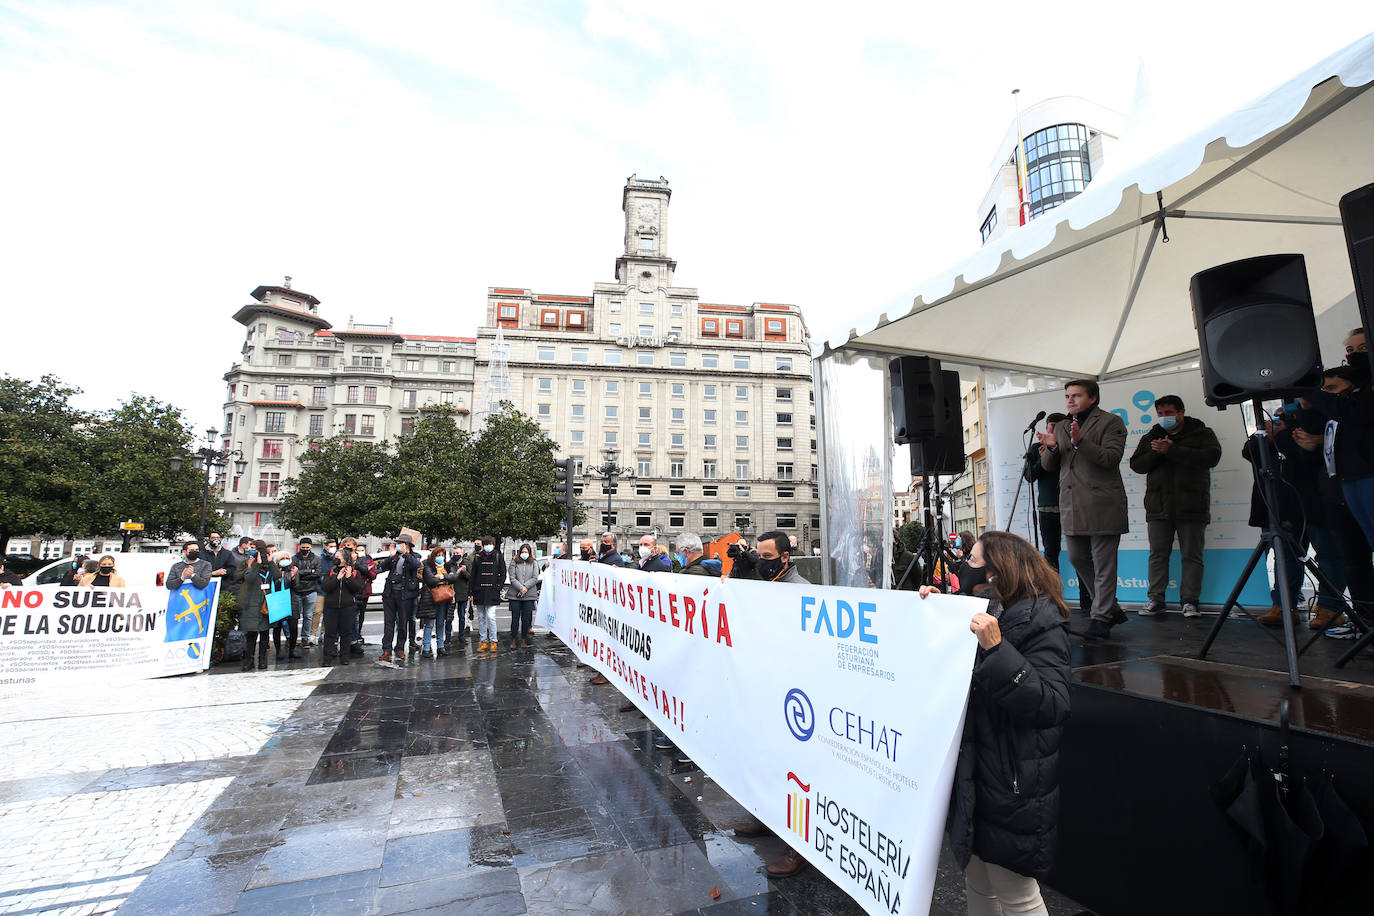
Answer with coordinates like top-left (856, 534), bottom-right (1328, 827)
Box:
top-left (1024, 410), bottom-right (1046, 433)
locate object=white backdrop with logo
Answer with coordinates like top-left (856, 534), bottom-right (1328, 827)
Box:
top-left (0, 582), bottom-right (220, 692)
top-left (539, 560), bottom-right (981, 916)
top-left (986, 369), bottom-right (1268, 607)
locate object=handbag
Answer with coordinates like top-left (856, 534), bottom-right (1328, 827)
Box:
top-left (430, 582), bottom-right (455, 604)
top-left (265, 579), bottom-right (293, 624)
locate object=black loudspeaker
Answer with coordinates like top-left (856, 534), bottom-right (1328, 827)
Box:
top-left (889, 356), bottom-right (943, 443)
top-left (1189, 254), bottom-right (1323, 407)
top-left (912, 370), bottom-right (966, 476)
top-left (1340, 183), bottom-right (1374, 352)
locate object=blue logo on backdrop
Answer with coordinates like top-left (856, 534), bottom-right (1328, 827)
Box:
top-left (784, 688), bottom-right (815, 741)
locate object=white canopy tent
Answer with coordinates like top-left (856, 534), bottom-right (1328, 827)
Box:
top-left (810, 33), bottom-right (1374, 587)
top-left (815, 32), bottom-right (1374, 379)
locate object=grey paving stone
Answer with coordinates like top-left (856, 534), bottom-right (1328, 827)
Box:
top-left (518, 848), bottom-right (668, 915)
top-left (117, 846), bottom-right (268, 916)
top-left (233, 867), bottom-right (380, 915)
top-left (380, 823), bottom-right (516, 888)
top-left (247, 819), bottom-right (388, 889)
top-left (279, 772), bottom-right (398, 829)
top-left (373, 866), bottom-right (526, 915)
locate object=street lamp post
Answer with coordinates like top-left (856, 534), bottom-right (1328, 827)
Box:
top-left (170, 427), bottom-right (246, 542)
top-left (584, 447), bottom-right (636, 531)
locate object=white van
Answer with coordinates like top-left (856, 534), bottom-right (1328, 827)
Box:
top-left (23, 553), bottom-right (182, 589)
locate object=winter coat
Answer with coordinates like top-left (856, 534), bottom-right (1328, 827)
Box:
top-left (167, 558), bottom-right (213, 590)
top-left (637, 553), bottom-right (672, 574)
top-left (448, 554), bottom-right (471, 604)
top-left (681, 556), bottom-right (722, 577)
top-left (378, 549), bottom-right (422, 599)
top-left (417, 558), bottom-right (462, 620)
top-left (355, 554), bottom-right (378, 598)
top-left (508, 556), bottom-right (541, 601)
top-left (1128, 416), bottom-right (1222, 523)
top-left (233, 559), bottom-right (281, 633)
top-left (1303, 385), bottom-right (1374, 482)
top-left (1040, 405), bottom-right (1129, 536)
top-left (469, 550), bottom-right (507, 606)
top-left (320, 564), bottom-right (364, 611)
top-left (79, 571), bottom-right (127, 587)
top-left (949, 593), bottom-right (1072, 881)
top-left (292, 549), bottom-right (321, 595)
top-left (1023, 443), bottom-right (1060, 511)
top-left (205, 546), bottom-right (237, 577)
top-left (1242, 428), bottom-right (1328, 529)
top-left (317, 552), bottom-right (336, 593)
top-left (597, 548), bottom-right (625, 567)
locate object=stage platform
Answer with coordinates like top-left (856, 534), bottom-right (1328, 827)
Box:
top-left (1053, 609), bottom-right (1374, 916)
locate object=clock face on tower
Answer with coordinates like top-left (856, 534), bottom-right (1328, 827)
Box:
top-left (637, 203), bottom-right (657, 227)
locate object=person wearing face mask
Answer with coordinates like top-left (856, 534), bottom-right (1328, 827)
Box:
top-left (444, 546), bottom-right (470, 653)
top-left (377, 534), bottom-right (422, 663)
top-left (1302, 329), bottom-right (1374, 550)
top-left (313, 539), bottom-right (338, 645)
top-left (319, 547), bottom-right (361, 665)
top-left (80, 557), bottom-right (126, 587)
top-left (577, 538), bottom-right (596, 562)
top-left (59, 554), bottom-right (90, 587)
top-left (168, 541), bottom-right (213, 592)
top-left (1128, 395), bottom-right (1222, 619)
top-left (272, 550), bottom-right (302, 661)
top-left (232, 539), bottom-right (277, 671)
top-left (597, 532), bottom-right (625, 567)
top-left (917, 531), bottom-right (1071, 916)
top-left (204, 532), bottom-right (237, 582)
top-left (289, 538), bottom-right (320, 649)
top-left (636, 534), bottom-right (671, 573)
top-left (418, 546), bottom-right (462, 658)
top-left (507, 543), bottom-right (541, 649)
top-left (470, 536), bottom-right (507, 653)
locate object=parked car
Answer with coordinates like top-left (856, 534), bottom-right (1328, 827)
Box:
top-left (23, 553), bottom-right (181, 589)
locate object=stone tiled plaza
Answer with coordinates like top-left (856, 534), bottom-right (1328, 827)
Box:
top-left (0, 615), bottom-right (1091, 916)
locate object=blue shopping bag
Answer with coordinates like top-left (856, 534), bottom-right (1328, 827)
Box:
top-left (265, 580), bottom-right (293, 624)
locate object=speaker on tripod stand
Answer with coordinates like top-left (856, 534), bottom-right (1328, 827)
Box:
top-left (1191, 253), bottom-right (1342, 688)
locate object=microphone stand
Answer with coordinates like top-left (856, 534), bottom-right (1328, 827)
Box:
top-left (1005, 418), bottom-right (1039, 537)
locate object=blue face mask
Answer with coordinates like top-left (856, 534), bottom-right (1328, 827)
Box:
top-left (1158, 416), bottom-right (1179, 431)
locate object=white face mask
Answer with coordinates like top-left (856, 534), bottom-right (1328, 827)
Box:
top-left (638, 546), bottom-right (652, 559)
top-left (520, 552), bottom-right (530, 560)
top-left (483, 544), bottom-right (494, 553)
top-left (325, 547), bottom-right (336, 555)
top-left (278, 558), bottom-right (292, 568)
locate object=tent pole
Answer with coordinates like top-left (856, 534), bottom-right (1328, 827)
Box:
top-left (1098, 220), bottom-right (1162, 378)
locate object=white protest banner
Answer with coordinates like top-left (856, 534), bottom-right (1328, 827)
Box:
top-left (985, 370), bottom-right (1268, 607)
top-left (538, 560), bottom-right (981, 916)
top-left (0, 581), bottom-right (220, 689)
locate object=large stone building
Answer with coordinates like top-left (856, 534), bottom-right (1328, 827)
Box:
top-left (474, 175), bottom-right (820, 546)
top-left (220, 281), bottom-right (476, 538)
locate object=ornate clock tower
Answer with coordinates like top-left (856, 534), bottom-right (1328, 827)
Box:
top-left (616, 174), bottom-right (677, 290)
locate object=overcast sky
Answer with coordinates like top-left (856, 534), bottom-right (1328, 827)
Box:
top-left (3, 1), bottom-right (1370, 435)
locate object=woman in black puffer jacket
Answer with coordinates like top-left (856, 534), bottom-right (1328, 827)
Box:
top-left (921, 530), bottom-right (1071, 916)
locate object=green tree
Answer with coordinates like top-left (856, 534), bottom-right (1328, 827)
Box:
top-left (276, 437), bottom-right (393, 539)
top-left (897, 520), bottom-right (926, 553)
top-left (464, 402), bottom-right (570, 544)
top-left (384, 407), bottom-right (473, 544)
top-left (80, 394), bottom-right (210, 542)
top-left (0, 375), bottom-right (86, 554)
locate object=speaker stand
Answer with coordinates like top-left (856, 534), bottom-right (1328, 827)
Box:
top-left (1196, 400), bottom-right (1355, 688)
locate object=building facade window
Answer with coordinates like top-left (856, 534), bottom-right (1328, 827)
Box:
top-left (735, 460), bottom-right (750, 477)
top-left (764, 317), bottom-right (786, 340)
top-left (670, 460), bottom-right (684, 478)
top-left (637, 351), bottom-right (654, 366)
top-left (406, 358), bottom-right (420, 372)
top-left (980, 206), bottom-right (998, 243)
top-left (703, 459), bottom-right (717, 477)
top-left (702, 511), bottom-right (718, 527)
top-left (572, 347), bottom-right (589, 363)
top-left (776, 357), bottom-right (792, 372)
top-left (541, 309), bottom-right (560, 327)
top-left (604, 349), bottom-right (622, 364)
top-left (309, 415), bottom-right (324, 436)
top-left (361, 415), bottom-right (375, 435)
top-left (274, 384), bottom-right (290, 400)
top-left (702, 353), bottom-right (719, 369)
top-left (347, 385), bottom-right (359, 404)
top-left (538, 346), bottom-right (555, 361)
top-left (1024, 122), bottom-right (1093, 218)
top-left (262, 439), bottom-right (283, 458)
top-left (277, 353), bottom-right (293, 367)
top-left (343, 414), bottom-right (356, 433)
top-left (725, 319), bottom-right (744, 338)
top-left (670, 352), bottom-right (686, 367)
top-left (637, 458), bottom-right (651, 477)
top-left (312, 386), bottom-right (327, 406)
top-left (364, 386), bottom-right (377, 404)
top-left (264, 411), bottom-right (285, 433)
top-left (258, 472), bottom-right (282, 497)
top-left (567, 310), bottom-right (585, 328)
top-left (403, 389), bottom-right (417, 408)
top-left (497, 303), bottom-right (518, 326)
top-left (669, 511), bottom-right (685, 527)
top-left (735, 512), bottom-right (751, 529)
top-left (733, 355), bottom-right (749, 370)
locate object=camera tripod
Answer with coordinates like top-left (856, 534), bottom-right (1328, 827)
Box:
top-left (914, 474), bottom-right (963, 591)
top-left (1198, 399), bottom-right (1362, 688)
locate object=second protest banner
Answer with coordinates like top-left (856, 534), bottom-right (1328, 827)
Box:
top-left (538, 560), bottom-right (981, 916)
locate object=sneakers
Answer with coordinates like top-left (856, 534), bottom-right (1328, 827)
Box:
top-left (1325, 623), bottom-right (1359, 640)
top-left (1309, 607), bottom-right (1345, 631)
top-left (1138, 601), bottom-right (1166, 617)
top-left (1182, 603), bottom-right (1202, 619)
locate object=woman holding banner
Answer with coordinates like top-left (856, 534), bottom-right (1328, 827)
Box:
top-left (921, 530), bottom-right (1071, 916)
top-left (233, 539), bottom-right (280, 672)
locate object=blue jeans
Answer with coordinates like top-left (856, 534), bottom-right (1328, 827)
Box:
top-left (291, 592), bottom-right (312, 640)
top-left (422, 616), bottom-right (445, 652)
top-left (1342, 477), bottom-right (1374, 550)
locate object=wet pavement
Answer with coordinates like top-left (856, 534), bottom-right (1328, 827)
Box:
top-left (0, 613), bottom-right (1095, 915)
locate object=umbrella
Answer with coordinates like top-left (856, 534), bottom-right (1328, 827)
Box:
top-left (1212, 700), bottom-right (1369, 916)
top-left (816, 33), bottom-right (1374, 382)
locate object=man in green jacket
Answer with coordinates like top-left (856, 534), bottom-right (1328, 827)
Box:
top-left (1128, 395), bottom-right (1222, 618)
